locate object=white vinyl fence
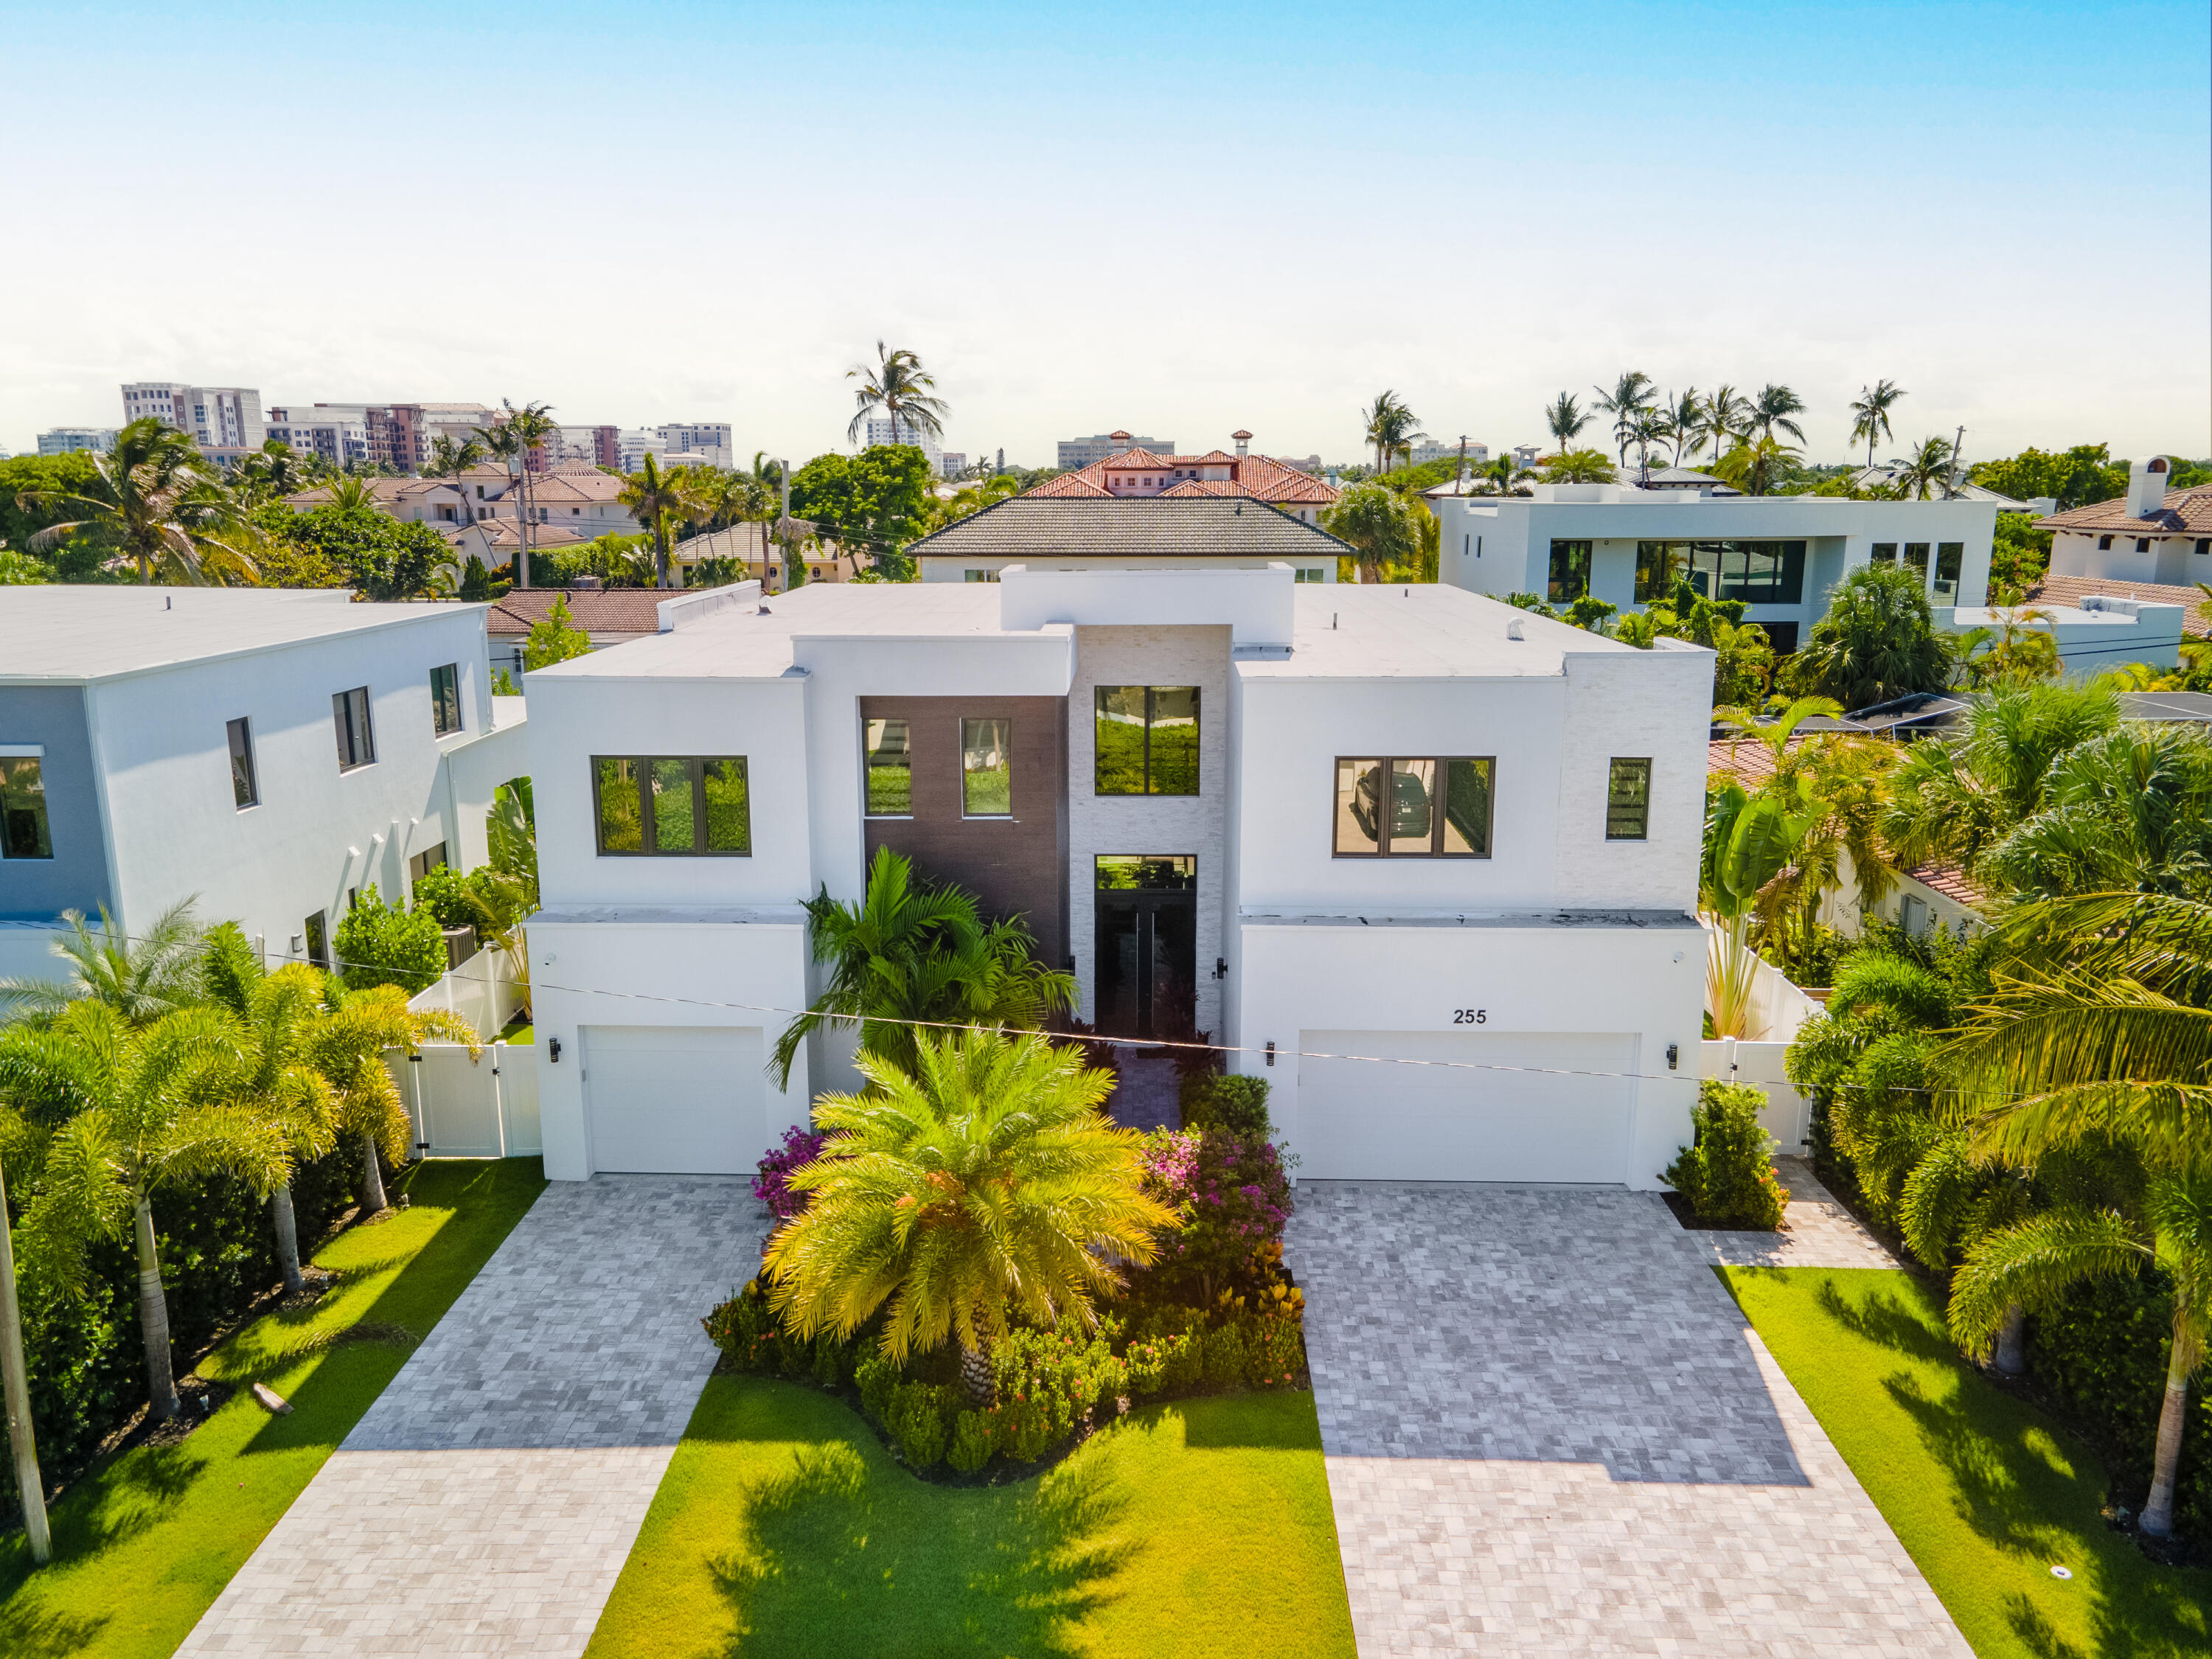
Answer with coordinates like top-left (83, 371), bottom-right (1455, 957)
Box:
top-left (1700, 1036), bottom-right (1812, 1155)
top-left (385, 946), bottom-right (541, 1158)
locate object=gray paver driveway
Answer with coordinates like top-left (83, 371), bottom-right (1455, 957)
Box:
top-left (178, 1175), bottom-right (762, 1659)
top-left (1289, 1182), bottom-right (1972, 1657)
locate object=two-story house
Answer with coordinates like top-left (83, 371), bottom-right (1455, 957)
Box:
top-left (0, 588), bottom-right (525, 981)
top-left (521, 563), bottom-right (1714, 1189)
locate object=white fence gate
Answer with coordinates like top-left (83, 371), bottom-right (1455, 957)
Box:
top-left (385, 946), bottom-right (541, 1159)
top-left (1700, 1037), bottom-right (1812, 1155)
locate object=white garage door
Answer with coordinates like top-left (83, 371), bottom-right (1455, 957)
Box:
top-left (1296, 1029), bottom-right (1636, 1184)
top-left (582, 1025), bottom-right (765, 1175)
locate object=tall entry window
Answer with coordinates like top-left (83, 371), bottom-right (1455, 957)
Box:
top-left (961, 718), bottom-right (1011, 817)
top-left (1094, 856), bottom-right (1197, 1040)
top-left (430, 664), bottom-right (463, 735)
top-left (593, 756), bottom-right (751, 855)
top-left (1095, 686), bottom-right (1200, 796)
top-left (1334, 757), bottom-right (1494, 857)
top-left (863, 718), bottom-right (911, 816)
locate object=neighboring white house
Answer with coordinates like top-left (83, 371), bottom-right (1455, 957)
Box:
top-left (0, 588), bottom-right (525, 981)
top-left (1938, 594), bottom-right (2188, 672)
top-left (2037, 456), bottom-right (2212, 589)
top-left (520, 565), bottom-right (1713, 1189)
top-left (1431, 481), bottom-right (1997, 653)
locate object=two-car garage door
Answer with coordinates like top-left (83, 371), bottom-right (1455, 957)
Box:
top-left (582, 1025), bottom-right (766, 1175)
top-left (1296, 1029), bottom-right (1637, 1185)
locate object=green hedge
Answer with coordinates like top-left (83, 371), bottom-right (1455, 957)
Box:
top-left (2027, 1267), bottom-right (2211, 1538)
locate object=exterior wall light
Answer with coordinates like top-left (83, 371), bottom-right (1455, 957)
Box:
top-left (1666, 1043), bottom-right (1680, 1071)
top-left (1265, 1040), bottom-right (1276, 1068)
top-left (548, 1036), bottom-right (562, 1064)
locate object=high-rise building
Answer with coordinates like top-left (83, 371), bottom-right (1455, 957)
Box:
top-left (1411, 438), bottom-right (1489, 468)
top-left (939, 451), bottom-right (967, 479)
top-left (267, 408), bottom-right (369, 469)
top-left (1057, 431), bottom-right (1176, 471)
top-left (864, 414), bottom-right (942, 467)
top-left (121, 383), bottom-right (265, 463)
top-left (38, 428), bottom-right (119, 456)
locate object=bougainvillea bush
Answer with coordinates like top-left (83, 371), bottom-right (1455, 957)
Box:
top-left (1138, 1127), bottom-right (1294, 1302)
top-left (752, 1124), bottom-right (825, 1220)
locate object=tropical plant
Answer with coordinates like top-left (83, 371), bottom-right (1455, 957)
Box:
top-left (475, 401), bottom-right (555, 588)
top-left (1621, 577), bottom-right (1773, 706)
top-left (763, 1029), bottom-right (1176, 1402)
top-left (1, 1001), bottom-right (287, 1419)
top-left (1138, 1126), bottom-right (1293, 1303)
top-left (1973, 724), bottom-right (2212, 902)
top-left (618, 451), bottom-right (692, 588)
top-left (1785, 563), bottom-right (1955, 711)
top-left (1662, 387), bottom-right (1703, 467)
top-left (1955, 601), bottom-right (2062, 689)
top-left (1702, 779), bottom-right (1808, 1037)
top-left (1590, 372), bottom-right (1655, 467)
top-left (1663, 1079), bottom-right (1788, 1228)
top-left (846, 341), bottom-right (949, 448)
top-left (1534, 448), bottom-right (1616, 484)
top-left (1321, 483), bottom-right (1419, 582)
top-left (13, 417), bottom-right (261, 585)
top-left (308, 980), bottom-right (476, 1214)
top-left (1848, 380), bottom-right (1907, 468)
top-left (1712, 434), bottom-right (1801, 498)
top-left (331, 883), bottom-right (446, 994)
top-left (771, 848), bottom-right (1075, 1088)
top-left (522, 593), bottom-right (593, 670)
top-left (1894, 435), bottom-right (1957, 500)
top-left (1543, 392), bottom-right (1590, 457)
top-left (0, 897), bottom-right (204, 1025)
top-left (1702, 385), bottom-right (1749, 462)
top-left (1361, 391), bottom-right (1424, 474)
top-left (1749, 383), bottom-right (1807, 446)
top-left (229, 440), bottom-right (319, 507)
top-left (423, 431), bottom-right (485, 518)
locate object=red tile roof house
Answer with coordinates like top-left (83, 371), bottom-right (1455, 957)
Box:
top-left (484, 586), bottom-right (674, 679)
top-left (2027, 456), bottom-right (2212, 645)
top-left (1026, 429), bottom-right (1339, 524)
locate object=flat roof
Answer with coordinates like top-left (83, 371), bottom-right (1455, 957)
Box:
top-left (0, 588), bottom-right (484, 683)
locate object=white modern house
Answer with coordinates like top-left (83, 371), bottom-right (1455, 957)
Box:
top-left (1431, 482), bottom-right (1997, 653)
top-left (0, 588), bottom-right (526, 981)
top-left (521, 562), bottom-right (1714, 1190)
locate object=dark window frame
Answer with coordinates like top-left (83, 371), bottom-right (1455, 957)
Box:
top-left (430, 663), bottom-right (463, 736)
top-left (332, 686), bottom-right (375, 771)
top-left (226, 716), bottom-right (259, 809)
top-left (960, 717), bottom-right (1012, 819)
top-left (1547, 540), bottom-right (1592, 603)
top-left (1094, 685), bottom-right (1202, 796)
top-left (0, 756), bottom-right (53, 860)
top-left (591, 754), bottom-right (752, 856)
top-left (1332, 755), bottom-right (1495, 859)
top-left (861, 716), bottom-right (912, 818)
top-left (1606, 757), bottom-right (1652, 841)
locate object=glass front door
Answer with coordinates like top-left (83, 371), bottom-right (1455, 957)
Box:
top-left (1094, 855), bottom-right (1197, 1040)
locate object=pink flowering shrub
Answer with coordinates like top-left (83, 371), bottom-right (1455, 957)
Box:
top-left (1138, 1127), bottom-right (1294, 1301)
top-left (753, 1124), bottom-right (825, 1220)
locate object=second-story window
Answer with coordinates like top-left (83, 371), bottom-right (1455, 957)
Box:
top-left (1334, 757), bottom-right (1493, 858)
top-left (430, 664), bottom-right (463, 736)
top-left (227, 717), bottom-right (259, 808)
top-left (593, 756), bottom-right (751, 855)
top-left (0, 756), bottom-right (53, 860)
top-left (863, 718), bottom-right (911, 816)
top-left (1095, 686), bottom-right (1200, 796)
top-left (1606, 758), bottom-right (1652, 841)
top-left (333, 686), bottom-right (375, 771)
top-left (961, 719), bottom-right (1011, 818)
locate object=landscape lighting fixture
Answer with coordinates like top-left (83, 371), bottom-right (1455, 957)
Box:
top-left (548, 1036), bottom-right (562, 1064)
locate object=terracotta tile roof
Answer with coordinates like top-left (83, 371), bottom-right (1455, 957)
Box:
top-left (907, 495), bottom-right (1352, 560)
top-left (1183, 449), bottom-right (1239, 465)
top-left (1030, 447), bottom-right (1338, 507)
top-left (2033, 486), bottom-right (2212, 536)
top-left (1157, 479), bottom-right (1248, 498)
top-left (479, 518), bottom-right (590, 551)
top-left (520, 471), bottom-right (627, 503)
top-left (2027, 573), bottom-right (2212, 638)
top-left (1905, 863), bottom-right (1985, 907)
top-left (1099, 448), bottom-right (1175, 470)
top-left (1025, 472), bottom-right (1115, 498)
top-left (486, 587), bottom-right (668, 636)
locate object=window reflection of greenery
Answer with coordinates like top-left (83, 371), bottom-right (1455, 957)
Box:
top-left (653, 758), bottom-right (694, 852)
top-left (1605, 757), bottom-right (1650, 841)
top-left (1444, 758), bottom-right (1492, 855)
top-left (1094, 686), bottom-right (1199, 796)
top-left (701, 759), bottom-right (750, 852)
top-left (1096, 855), bottom-right (1196, 890)
top-left (865, 718), bottom-right (911, 815)
top-left (596, 757), bottom-right (643, 852)
top-left (961, 718), bottom-right (1011, 816)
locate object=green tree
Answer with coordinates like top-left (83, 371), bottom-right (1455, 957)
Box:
top-left (1893, 435), bottom-right (1956, 499)
top-left (279, 504), bottom-right (445, 600)
top-left (0, 451), bottom-right (121, 581)
top-left (763, 1028), bottom-right (1176, 1401)
top-left (1848, 379), bottom-right (1907, 467)
top-left (523, 594), bottom-right (593, 670)
top-left (1785, 563), bottom-right (1954, 711)
top-left (790, 446), bottom-right (934, 576)
top-left (14, 418), bottom-right (261, 585)
top-left (331, 883), bottom-right (446, 994)
top-left (1969, 443), bottom-right (2130, 511)
top-left (618, 451), bottom-right (693, 588)
top-left (1321, 483), bottom-right (1419, 582)
top-left (1361, 391), bottom-right (1423, 474)
top-left (424, 432), bottom-right (486, 509)
top-left (1701, 779), bottom-right (1806, 1037)
top-left (0, 897), bottom-right (204, 1025)
top-left (1543, 392), bottom-right (1590, 456)
top-left (846, 341), bottom-right (949, 448)
top-left (0, 546), bottom-right (49, 585)
top-left (1712, 434), bottom-right (1801, 497)
top-left (1591, 372), bottom-right (1655, 467)
top-left (1702, 386), bottom-right (1749, 462)
top-left (1534, 448), bottom-right (1616, 484)
top-left (458, 554), bottom-right (498, 601)
top-left (1661, 387), bottom-right (1703, 466)
top-left (229, 440), bottom-right (320, 508)
top-left (308, 981), bottom-right (476, 1214)
top-left (1749, 383), bottom-right (1808, 446)
top-left (1619, 577), bottom-right (1773, 706)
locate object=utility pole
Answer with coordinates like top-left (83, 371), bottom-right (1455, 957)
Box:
top-left (1946, 425), bottom-right (1966, 499)
top-left (1455, 435), bottom-right (1467, 490)
top-left (0, 1157), bottom-right (51, 1564)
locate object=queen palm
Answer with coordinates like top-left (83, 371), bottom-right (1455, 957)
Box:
top-left (1848, 379), bottom-right (1907, 468)
top-left (765, 1029), bottom-right (1177, 1402)
top-left (847, 341), bottom-right (949, 449)
top-left (1543, 392), bottom-right (1590, 457)
top-left (619, 451), bottom-right (694, 588)
top-left (1588, 372), bottom-right (1655, 468)
top-left (15, 417), bottom-right (260, 585)
top-left (1944, 889), bottom-right (2212, 1537)
top-left (309, 981), bottom-right (477, 1215)
top-left (0, 897), bottom-right (204, 1025)
top-left (1, 1001), bottom-right (288, 1419)
top-left (1361, 391), bottom-right (1422, 475)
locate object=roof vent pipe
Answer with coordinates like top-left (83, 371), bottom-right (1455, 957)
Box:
top-left (1506, 619), bottom-right (1525, 640)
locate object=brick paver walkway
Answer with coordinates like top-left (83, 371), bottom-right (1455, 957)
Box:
top-left (178, 1177), bottom-right (762, 1658)
top-left (1288, 1182), bottom-right (1970, 1656)
top-left (1697, 1155), bottom-right (1903, 1270)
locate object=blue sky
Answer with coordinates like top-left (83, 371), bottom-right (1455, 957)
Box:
top-left (2, 1), bottom-right (2205, 467)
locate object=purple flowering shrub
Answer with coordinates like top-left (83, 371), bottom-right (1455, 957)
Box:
top-left (1138, 1127), bottom-right (1294, 1302)
top-left (753, 1124), bottom-right (825, 1220)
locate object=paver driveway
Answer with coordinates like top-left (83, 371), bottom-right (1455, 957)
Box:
top-left (1288, 1182), bottom-right (1972, 1657)
top-left (178, 1176), bottom-right (762, 1659)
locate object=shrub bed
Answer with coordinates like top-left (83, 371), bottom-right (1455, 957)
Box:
top-left (1662, 1079), bottom-right (1788, 1230)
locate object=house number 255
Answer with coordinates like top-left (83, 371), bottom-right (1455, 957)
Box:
top-left (1450, 1008), bottom-right (1487, 1024)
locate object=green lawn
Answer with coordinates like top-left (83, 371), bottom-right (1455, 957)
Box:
top-left (585, 1375), bottom-right (1356, 1659)
top-left (1724, 1267), bottom-right (2211, 1659)
top-left (0, 1158), bottom-right (546, 1659)
top-left (498, 1019), bottom-right (534, 1046)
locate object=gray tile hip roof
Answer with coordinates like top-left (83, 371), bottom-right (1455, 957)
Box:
top-left (906, 495), bottom-right (1353, 559)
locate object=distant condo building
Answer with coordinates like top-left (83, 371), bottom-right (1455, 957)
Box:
top-left (1058, 431), bottom-right (1175, 470)
top-left (1411, 438), bottom-right (1489, 468)
top-left (864, 414), bottom-right (942, 467)
top-left (38, 428), bottom-right (119, 456)
top-left (121, 383), bottom-right (265, 465)
top-left (266, 407), bottom-right (369, 470)
top-left (939, 451), bottom-right (967, 479)
top-left (617, 425), bottom-right (734, 472)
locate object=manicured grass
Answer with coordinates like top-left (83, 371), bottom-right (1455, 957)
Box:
top-left (1724, 1267), bottom-right (2211, 1659)
top-left (498, 1020), bottom-right (534, 1046)
top-left (585, 1375), bottom-right (1356, 1659)
top-left (0, 1158), bottom-right (547, 1659)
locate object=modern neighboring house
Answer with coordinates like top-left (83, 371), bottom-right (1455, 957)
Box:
top-left (2037, 457), bottom-right (2212, 589)
top-left (1029, 431), bottom-right (1340, 526)
top-left (35, 428), bottom-right (118, 456)
top-left (0, 588), bottom-right (524, 982)
top-left (520, 566), bottom-right (1713, 1187)
top-left (2027, 572), bottom-right (2211, 650)
top-left (1848, 462), bottom-right (2051, 514)
top-left (1938, 593), bottom-right (2187, 672)
top-left (120, 383), bottom-right (265, 465)
top-left (906, 497), bottom-right (1352, 584)
top-left (1432, 481), bottom-right (1997, 654)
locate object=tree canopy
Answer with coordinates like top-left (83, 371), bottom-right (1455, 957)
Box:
top-left (790, 445), bottom-right (935, 573)
top-left (1782, 563), bottom-right (1953, 711)
top-left (276, 504), bottom-right (446, 600)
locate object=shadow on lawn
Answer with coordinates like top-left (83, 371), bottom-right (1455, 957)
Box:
top-left (0, 1587), bottom-right (111, 1657)
top-left (709, 1438), bottom-right (1135, 1657)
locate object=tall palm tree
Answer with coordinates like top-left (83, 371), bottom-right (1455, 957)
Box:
top-left (1894, 435), bottom-right (1956, 500)
top-left (764, 1028), bottom-right (1177, 1402)
top-left (1, 1001), bottom-right (288, 1419)
top-left (0, 897), bottom-right (204, 1025)
top-left (772, 847), bottom-right (1074, 1088)
top-left (1703, 385), bottom-right (1750, 462)
top-left (1944, 889), bottom-right (2212, 1537)
top-left (1660, 388), bottom-right (1703, 467)
top-left (1628, 407), bottom-right (1670, 482)
top-left (308, 981), bottom-right (476, 1216)
top-left (1543, 392), bottom-right (1590, 457)
top-left (1749, 383), bottom-right (1807, 447)
top-left (424, 432), bottom-right (486, 523)
top-left (15, 417), bottom-right (260, 585)
top-left (618, 451), bottom-right (693, 589)
top-left (473, 420), bottom-right (529, 586)
top-left (1848, 380), bottom-right (1907, 469)
top-left (1361, 391), bottom-right (1423, 475)
top-left (847, 342), bottom-right (949, 449)
top-left (1590, 372), bottom-right (1655, 467)
top-left (230, 440), bottom-right (316, 508)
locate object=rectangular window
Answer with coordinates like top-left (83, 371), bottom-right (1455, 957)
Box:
top-left (1606, 758), bottom-right (1652, 841)
top-left (1871, 542), bottom-right (1898, 565)
top-left (961, 718), bottom-right (1012, 816)
top-left (1679, 540), bottom-right (1806, 605)
top-left (1905, 542), bottom-right (1930, 580)
top-left (1294, 567), bottom-right (1326, 582)
top-left (963, 568), bottom-right (999, 583)
top-left (592, 756), bottom-right (750, 855)
top-left (1547, 539), bottom-right (1591, 603)
top-left (226, 717), bottom-right (258, 808)
top-left (1334, 756), bottom-right (1493, 858)
top-left (332, 686), bottom-right (375, 770)
top-left (1933, 542), bottom-right (1964, 602)
top-left (408, 842), bottom-right (448, 882)
top-left (863, 717), bottom-right (911, 815)
top-left (303, 910), bottom-right (329, 970)
top-left (1095, 686), bottom-right (1200, 796)
top-left (430, 664), bottom-right (462, 735)
top-left (1095, 854), bottom-right (1196, 889)
top-left (1635, 541), bottom-right (1686, 602)
top-left (0, 757), bottom-right (53, 859)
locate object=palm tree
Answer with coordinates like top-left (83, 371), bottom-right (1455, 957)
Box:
top-left (1590, 372), bottom-right (1655, 467)
top-left (1534, 450), bottom-right (1618, 484)
top-left (0, 897), bottom-right (204, 1025)
top-left (1, 1001), bottom-right (288, 1419)
top-left (1712, 434), bottom-right (1800, 498)
top-left (473, 420), bottom-right (529, 587)
top-left (1894, 436), bottom-right (1956, 499)
top-left (15, 418), bottom-right (261, 585)
top-left (1703, 385), bottom-right (1750, 462)
top-left (424, 433), bottom-right (486, 523)
top-left (308, 981), bottom-right (476, 1216)
top-left (1663, 388), bottom-right (1703, 467)
top-left (772, 848), bottom-right (1074, 1089)
top-left (847, 341), bottom-right (949, 450)
top-left (230, 440), bottom-right (316, 508)
top-left (1944, 889), bottom-right (2212, 1537)
top-left (1628, 407), bottom-right (1670, 482)
top-left (1321, 483), bottom-right (1419, 582)
top-left (1543, 392), bottom-right (1590, 457)
top-left (321, 473), bottom-right (383, 513)
top-left (1360, 392), bottom-right (1423, 475)
top-left (764, 1028), bottom-right (1177, 1402)
top-left (1702, 779), bottom-right (1811, 1037)
top-left (1848, 380), bottom-right (1907, 469)
top-left (618, 451), bottom-right (693, 589)
top-left (1749, 384), bottom-right (1808, 447)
